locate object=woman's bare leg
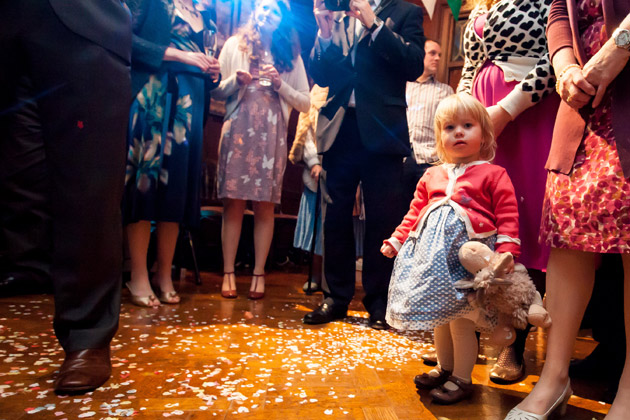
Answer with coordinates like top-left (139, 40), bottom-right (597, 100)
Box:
top-left (250, 201), bottom-right (275, 293)
top-left (515, 248), bottom-right (596, 414)
top-left (221, 198), bottom-right (246, 292)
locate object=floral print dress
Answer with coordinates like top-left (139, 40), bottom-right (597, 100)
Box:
top-left (123, 13), bottom-right (209, 227)
top-left (216, 56), bottom-right (287, 204)
top-left (539, 0), bottom-right (630, 252)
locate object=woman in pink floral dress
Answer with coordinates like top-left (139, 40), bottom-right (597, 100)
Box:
top-left (213, 0), bottom-right (309, 299)
top-left (504, 0), bottom-right (630, 418)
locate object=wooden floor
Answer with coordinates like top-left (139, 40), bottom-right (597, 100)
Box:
top-left (0, 270), bottom-right (612, 419)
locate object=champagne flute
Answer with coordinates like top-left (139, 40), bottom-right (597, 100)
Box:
top-left (203, 29), bottom-right (217, 57)
top-left (259, 50), bottom-right (272, 87)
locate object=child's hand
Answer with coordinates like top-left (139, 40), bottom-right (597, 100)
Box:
top-left (380, 243), bottom-right (396, 258)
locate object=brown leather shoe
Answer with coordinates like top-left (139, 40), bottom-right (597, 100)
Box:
top-left (54, 347), bottom-right (111, 395)
top-left (429, 376), bottom-right (474, 405)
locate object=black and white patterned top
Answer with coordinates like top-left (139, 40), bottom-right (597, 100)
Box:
top-left (456, 0), bottom-right (556, 118)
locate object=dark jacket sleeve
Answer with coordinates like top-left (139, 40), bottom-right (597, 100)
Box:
top-left (370, 4), bottom-right (425, 81)
top-left (126, 0), bottom-right (169, 71)
top-left (309, 23), bottom-right (353, 90)
top-left (546, 0), bottom-right (574, 62)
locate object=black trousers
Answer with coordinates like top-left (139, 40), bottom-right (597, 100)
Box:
top-left (320, 110), bottom-right (405, 316)
top-left (0, 0), bottom-right (131, 351)
top-left (402, 155), bottom-right (432, 204)
top-left (0, 75), bottom-right (52, 279)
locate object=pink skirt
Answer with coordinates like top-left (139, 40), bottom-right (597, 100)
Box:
top-left (473, 61), bottom-right (560, 270)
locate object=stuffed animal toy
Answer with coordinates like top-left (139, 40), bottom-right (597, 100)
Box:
top-left (454, 241), bottom-right (552, 346)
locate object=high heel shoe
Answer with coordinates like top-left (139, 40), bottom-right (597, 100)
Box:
top-left (221, 272), bottom-right (237, 299)
top-left (158, 290), bottom-right (180, 304)
top-left (125, 282), bottom-right (160, 307)
top-left (150, 278), bottom-right (180, 304)
top-left (504, 380), bottom-right (572, 420)
top-left (248, 273), bottom-right (265, 300)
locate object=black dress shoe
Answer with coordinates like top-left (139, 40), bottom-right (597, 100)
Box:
top-left (55, 347), bottom-right (112, 395)
top-left (0, 271), bottom-right (52, 297)
top-left (368, 316), bottom-right (389, 330)
top-left (303, 303), bottom-right (347, 325)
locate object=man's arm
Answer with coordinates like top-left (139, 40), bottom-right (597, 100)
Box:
top-left (369, 4), bottom-right (425, 81)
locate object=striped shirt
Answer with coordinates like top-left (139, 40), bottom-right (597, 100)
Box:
top-left (406, 76), bottom-right (453, 164)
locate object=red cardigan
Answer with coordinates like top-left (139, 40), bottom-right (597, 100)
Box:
top-left (386, 162), bottom-right (521, 257)
top-left (546, 0), bottom-right (630, 175)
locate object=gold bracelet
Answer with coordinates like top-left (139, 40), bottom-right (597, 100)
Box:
top-left (555, 63), bottom-right (581, 95)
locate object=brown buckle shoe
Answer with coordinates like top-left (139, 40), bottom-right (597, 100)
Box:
top-left (54, 347), bottom-right (111, 395)
top-left (429, 376), bottom-right (474, 405)
top-left (414, 368), bottom-right (452, 389)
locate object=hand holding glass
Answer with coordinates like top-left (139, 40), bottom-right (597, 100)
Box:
top-left (203, 29), bottom-right (217, 57)
top-left (259, 50), bottom-right (273, 87)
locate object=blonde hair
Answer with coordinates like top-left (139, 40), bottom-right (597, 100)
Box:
top-left (466, 0), bottom-right (498, 10)
top-left (434, 93), bottom-right (496, 163)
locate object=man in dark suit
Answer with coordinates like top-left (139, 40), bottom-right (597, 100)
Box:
top-left (0, 0), bottom-right (132, 394)
top-left (303, 0), bottom-right (424, 329)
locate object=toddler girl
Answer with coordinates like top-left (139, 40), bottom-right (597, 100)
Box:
top-left (381, 93), bottom-right (520, 404)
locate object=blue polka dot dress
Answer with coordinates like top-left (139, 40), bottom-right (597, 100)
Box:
top-left (386, 205), bottom-right (496, 331)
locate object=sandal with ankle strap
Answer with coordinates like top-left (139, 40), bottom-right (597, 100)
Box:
top-left (248, 273), bottom-right (265, 300)
top-left (221, 272), bottom-right (237, 298)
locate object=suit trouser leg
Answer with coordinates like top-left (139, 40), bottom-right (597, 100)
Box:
top-left (360, 151), bottom-right (404, 316)
top-left (320, 116), bottom-right (362, 309)
top-left (0, 75), bottom-right (52, 278)
top-left (4, 0), bottom-right (131, 351)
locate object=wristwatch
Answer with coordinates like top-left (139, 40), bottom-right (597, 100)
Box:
top-left (367, 17), bottom-right (383, 33)
top-left (612, 27), bottom-right (630, 51)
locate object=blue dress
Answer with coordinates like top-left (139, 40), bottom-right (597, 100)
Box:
top-left (386, 205), bottom-right (496, 331)
top-left (293, 188), bottom-right (323, 256)
top-left (123, 15), bottom-right (210, 227)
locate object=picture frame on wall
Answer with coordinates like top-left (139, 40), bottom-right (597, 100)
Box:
top-left (450, 17), bottom-right (467, 63)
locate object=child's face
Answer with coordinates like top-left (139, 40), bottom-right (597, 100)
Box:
top-left (441, 113), bottom-right (483, 164)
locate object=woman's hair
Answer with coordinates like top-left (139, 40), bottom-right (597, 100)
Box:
top-left (434, 93), bottom-right (496, 163)
top-left (237, 0), bottom-right (300, 73)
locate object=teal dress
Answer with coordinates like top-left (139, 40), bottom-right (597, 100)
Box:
top-left (123, 14), bottom-right (214, 227)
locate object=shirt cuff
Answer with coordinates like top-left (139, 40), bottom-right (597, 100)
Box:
top-left (497, 88), bottom-right (532, 119)
top-left (318, 33), bottom-right (332, 50)
top-left (384, 237), bottom-right (402, 253)
top-left (306, 156), bottom-right (321, 168)
top-left (370, 20), bottom-right (384, 40)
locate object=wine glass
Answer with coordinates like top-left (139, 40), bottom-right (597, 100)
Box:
top-left (259, 50), bottom-right (272, 87)
top-left (203, 29), bottom-right (217, 57)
